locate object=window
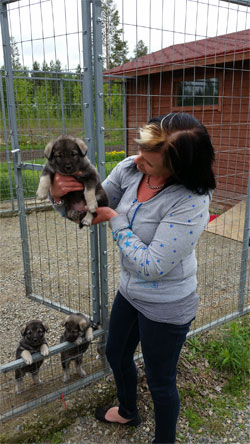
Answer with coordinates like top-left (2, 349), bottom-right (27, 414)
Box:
top-left (176, 78), bottom-right (220, 107)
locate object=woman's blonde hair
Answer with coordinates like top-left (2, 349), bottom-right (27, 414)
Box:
top-left (135, 112), bottom-right (216, 194)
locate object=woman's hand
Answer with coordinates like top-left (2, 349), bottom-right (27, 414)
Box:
top-left (50, 173), bottom-right (84, 202)
top-left (92, 207), bottom-right (118, 225)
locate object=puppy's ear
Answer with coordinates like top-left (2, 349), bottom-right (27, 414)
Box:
top-left (20, 325), bottom-right (27, 336)
top-left (79, 318), bottom-right (88, 331)
top-left (75, 138), bottom-right (88, 156)
top-left (42, 322), bottom-right (49, 332)
top-left (44, 140), bottom-right (55, 160)
top-left (62, 315), bottom-right (70, 327)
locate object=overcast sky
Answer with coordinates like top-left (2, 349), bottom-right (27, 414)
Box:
top-left (0, 0), bottom-right (249, 70)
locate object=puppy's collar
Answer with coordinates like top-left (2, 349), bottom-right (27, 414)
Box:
top-left (53, 199), bottom-right (64, 207)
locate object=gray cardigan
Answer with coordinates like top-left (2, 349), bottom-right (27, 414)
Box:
top-left (103, 157), bottom-right (211, 310)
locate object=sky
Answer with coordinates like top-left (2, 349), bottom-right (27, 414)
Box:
top-left (0, 0), bottom-right (249, 71)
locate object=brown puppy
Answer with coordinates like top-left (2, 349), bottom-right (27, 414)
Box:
top-left (60, 313), bottom-right (93, 383)
top-left (36, 135), bottom-right (109, 228)
top-left (15, 320), bottom-right (49, 394)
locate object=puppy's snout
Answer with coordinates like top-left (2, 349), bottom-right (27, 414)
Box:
top-left (65, 164), bottom-right (73, 172)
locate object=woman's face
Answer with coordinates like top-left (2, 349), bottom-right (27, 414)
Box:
top-left (134, 149), bottom-right (170, 177)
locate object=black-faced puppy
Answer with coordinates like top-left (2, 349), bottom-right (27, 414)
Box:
top-left (60, 313), bottom-right (93, 383)
top-left (15, 320), bottom-right (49, 394)
top-left (36, 135), bottom-right (109, 228)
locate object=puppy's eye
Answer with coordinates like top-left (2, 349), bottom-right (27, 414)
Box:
top-left (27, 330), bottom-right (32, 336)
top-left (71, 151), bottom-right (78, 157)
top-left (38, 329), bottom-right (43, 335)
top-left (55, 153), bottom-right (62, 158)
top-left (73, 330), bottom-right (79, 335)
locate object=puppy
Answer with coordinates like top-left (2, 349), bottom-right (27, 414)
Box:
top-left (15, 320), bottom-right (49, 394)
top-left (36, 135), bottom-right (109, 228)
top-left (60, 313), bottom-right (93, 383)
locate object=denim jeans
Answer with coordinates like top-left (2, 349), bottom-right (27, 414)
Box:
top-left (106, 291), bottom-right (192, 444)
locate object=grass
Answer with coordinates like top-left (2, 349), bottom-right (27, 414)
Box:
top-left (0, 115), bottom-right (124, 151)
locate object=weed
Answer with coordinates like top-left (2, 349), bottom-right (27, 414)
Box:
top-left (187, 335), bottom-right (203, 355)
top-left (49, 430), bottom-right (63, 444)
top-left (204, 319), bottom-right (250, 386)
top-left (185, 408), bottom-right (203, 430)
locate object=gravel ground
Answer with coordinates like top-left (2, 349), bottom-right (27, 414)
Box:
top-left (0, 208), bottom-right (249, 443)
top-left (1, 356), bottom-right (249, 444)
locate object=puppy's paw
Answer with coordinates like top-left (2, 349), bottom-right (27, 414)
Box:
top-left (40, 343), bottom-right (49, 357)
top-left (36, 189), bottom-right (48, 200)
top-left (84, 190), bottom-right (97, 213)
top-left (16, 379), bottom-right (23, 394)
top-left (62, 370), bottom-right (70, 383)
top-left (32, 373), bottom-right (41, 385)
top-left (36, 176), bottom-right (51, 200)
top-left (67, 209), bottom-right (82, 221)
top-left (74, 336), bottom-right (82, 346)
top-left (81, 211), bottom-right (94, 227)
top-left (21, 350), bottom-right (33, 365)
top-left (78, 366), bottom-right (86, 378)
top-left (88, 203), bottom-right (97, 213)
top-left (85, 326), bottom-right (93, 342)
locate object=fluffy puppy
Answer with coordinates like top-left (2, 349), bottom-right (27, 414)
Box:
top-left (60, 313), bottom-right (93, 383)
top-left (15, 320), bottom-right (49, 394)
top-left (36, 135), bottom-right (109, 228)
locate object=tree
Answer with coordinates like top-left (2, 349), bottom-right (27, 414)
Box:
top-left (32, 61), bottom-right (43, 89)
top-left (133, 40), bottom-right (148, 59)
top-left (10, 37), bottom-right (22, 70)
top-left (102, 0), bottom-right (129, 69)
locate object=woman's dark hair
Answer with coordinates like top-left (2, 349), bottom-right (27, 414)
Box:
top-left (135, 112), bottom-right (216, 194)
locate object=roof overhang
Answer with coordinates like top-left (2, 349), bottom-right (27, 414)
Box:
top-left (104, 49), bottom-right (250, 79)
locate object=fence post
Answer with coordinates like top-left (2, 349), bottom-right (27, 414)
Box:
top-left (0, 71), bottom-right (15, 209)
top-left (81, 0), bottom-right (101, 325)
top-left (60, 78), bottom-right (66, 133)
top-left (238, 169), bottom-right (250, 313)
top-left (92, 0), bottom-right (109, 358)
top-left (123, 81), bottom-right (127, 156)
top-left (0, 1), bottom-right (32, 297)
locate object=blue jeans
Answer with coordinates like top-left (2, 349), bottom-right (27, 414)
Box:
top-left (106, 291), bottom-right (192, 444)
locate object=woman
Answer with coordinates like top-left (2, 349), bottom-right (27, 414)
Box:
top-left (51, 112), bottom-right (216, 443)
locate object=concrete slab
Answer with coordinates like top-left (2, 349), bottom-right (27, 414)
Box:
top-left (206, 200), bottom-right (246, 242)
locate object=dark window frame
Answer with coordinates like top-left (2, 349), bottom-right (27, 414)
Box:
top-left (173, 74), bottom-right (222, 111)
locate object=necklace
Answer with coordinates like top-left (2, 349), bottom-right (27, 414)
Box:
top-left (146, 175), bottom-right (165, 190)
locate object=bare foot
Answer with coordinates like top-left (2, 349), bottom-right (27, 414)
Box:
top-left (105, 407), bottom-right (131, 424)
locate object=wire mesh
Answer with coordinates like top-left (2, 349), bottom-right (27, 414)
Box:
top-left (0, 0), bottom-right (249, 421)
